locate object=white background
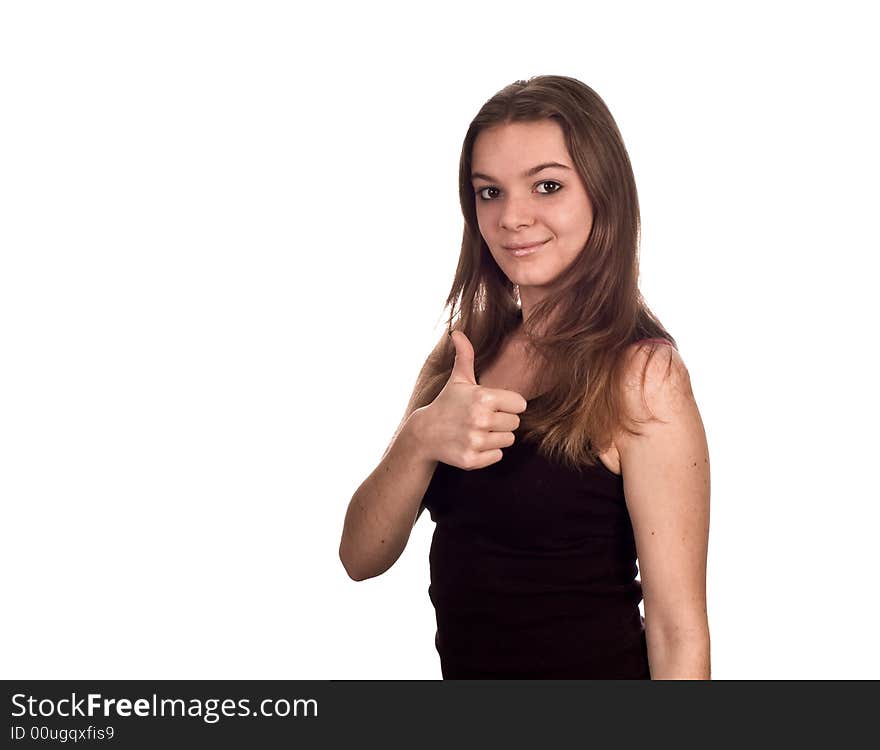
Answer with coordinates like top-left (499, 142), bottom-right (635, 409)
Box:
top-left (1, 1), bottom-right (877, 679)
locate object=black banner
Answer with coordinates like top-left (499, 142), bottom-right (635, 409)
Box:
top-left (3, 680), bottom-right (877, 747)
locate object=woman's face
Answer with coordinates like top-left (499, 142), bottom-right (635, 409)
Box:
top-left (471, 119), bottom-right (594, 298)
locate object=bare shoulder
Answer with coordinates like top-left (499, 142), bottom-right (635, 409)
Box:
top-left (619, 339), bottom-right (694, 427)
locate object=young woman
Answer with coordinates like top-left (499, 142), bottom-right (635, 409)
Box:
top-left (339, 75), bottom-right (711, 680)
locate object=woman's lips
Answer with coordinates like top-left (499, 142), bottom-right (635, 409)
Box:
top-left (504, 239), bottom-right (549, 257)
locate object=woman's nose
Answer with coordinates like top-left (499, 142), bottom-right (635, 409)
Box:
top-left (498, 195), bottom-right (535, 231)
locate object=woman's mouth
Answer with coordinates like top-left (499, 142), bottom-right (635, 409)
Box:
top-left (504, 239), bottom-right (549, 257)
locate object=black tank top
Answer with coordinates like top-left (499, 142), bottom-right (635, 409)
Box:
top-left (421, 409), bottom-right (650, 679)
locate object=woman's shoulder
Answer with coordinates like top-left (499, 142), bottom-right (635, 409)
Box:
top-left (622, 337), bottom-right (680, 368)
top-left (619, 338), bottom-right (691, 417)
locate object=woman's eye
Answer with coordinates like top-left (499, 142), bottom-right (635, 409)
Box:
top-left (475, 181), bottom-right (563, 201)
top-left (536, 180), bottom-right (562, 194)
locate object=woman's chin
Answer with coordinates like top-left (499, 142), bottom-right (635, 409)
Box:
top-left (508, 271), bottom-right (556, 289)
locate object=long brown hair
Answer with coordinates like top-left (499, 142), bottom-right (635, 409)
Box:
top-left (413, 74), bottom-right (676, 471)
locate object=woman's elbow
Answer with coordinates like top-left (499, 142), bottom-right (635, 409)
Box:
top-left (339, 543), bottom-right (387, 582)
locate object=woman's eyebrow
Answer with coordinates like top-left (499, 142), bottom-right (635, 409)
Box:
top-left (471, 161), bottom-right (572, 182)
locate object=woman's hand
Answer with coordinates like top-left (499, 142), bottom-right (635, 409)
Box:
top-left (415, 331), bottom-right (528, 470)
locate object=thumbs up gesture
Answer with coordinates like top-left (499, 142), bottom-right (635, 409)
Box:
top-left (418, 331), bottom-right (528, 470)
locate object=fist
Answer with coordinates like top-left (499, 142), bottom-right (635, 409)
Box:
top-left (418, 331), bottom-right (528, 470)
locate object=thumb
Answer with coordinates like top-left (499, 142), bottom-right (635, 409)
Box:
top-left (449, 331), bottom-right (477, 385)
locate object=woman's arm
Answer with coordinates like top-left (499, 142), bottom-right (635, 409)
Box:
top-left (616, 342), bottom-right (712, 679)
top-left (340, 328), bottom-right (524, 581)
top-left (339, 407), bottom-right (436, 581)
top-left (338, 335), bottom-right (444, 581)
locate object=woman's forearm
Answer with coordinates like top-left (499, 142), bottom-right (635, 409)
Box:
top-left (339, 408), bottom-right (437, 581)
top-left (646, 632), bottom-right (711, 680)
